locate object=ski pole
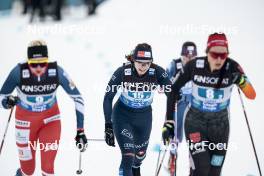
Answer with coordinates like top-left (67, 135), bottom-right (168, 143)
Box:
top-left (156, 145), bottom-right (169, 176)
top-left (155, 142), bottom-right (162, 175)
top-left (0, 107), bottom-right (14, 156)
top-left (76, 151), bottom-right (83, 175)
top-left (87, 138), bottom-right (105, 142)
top-left (237, 88), bottom-right (262, 176)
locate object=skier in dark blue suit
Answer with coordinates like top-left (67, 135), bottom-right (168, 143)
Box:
top-left (103, 43), bottom-right (174, 176)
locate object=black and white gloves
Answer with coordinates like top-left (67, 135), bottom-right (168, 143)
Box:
top-left (75, 129), bottom-right (88, 152)
top-left (3, 95), bottom-right (19, 109)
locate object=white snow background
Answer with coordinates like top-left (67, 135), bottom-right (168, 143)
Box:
top-left (0, 0), bottom-right (263, 175)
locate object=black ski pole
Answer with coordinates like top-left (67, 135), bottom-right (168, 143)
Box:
top-left (0, 107), bottom-right (14, 156)
top-left (237, 88), bottom-right (262, 176)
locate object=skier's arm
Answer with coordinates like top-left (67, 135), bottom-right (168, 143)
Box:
top-left (166, 60), bottom-right (177, 83)
top-left (58, 66), bottom-right (85, 130)
top-left (103, 66), bottom-right (123, 123)
top-left (232, 63), bottom-right (256, 99)
top-left (0, 65), bottom-right (20, 109)
top-left (156, 65), bottom-right (175, 123)
top-left (166, 61), bottom-right (192, 120)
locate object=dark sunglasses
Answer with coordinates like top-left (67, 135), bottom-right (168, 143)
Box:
top-left (29, 63), bottom-right (48, 68)
top-left (209, 52), bottom-right (228, 60)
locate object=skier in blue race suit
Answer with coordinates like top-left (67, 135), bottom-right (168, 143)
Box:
top-left (103, 43), bottom-right (175, 176)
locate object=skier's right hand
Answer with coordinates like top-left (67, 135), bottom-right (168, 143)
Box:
top-left (3, 95), bottom-right (19, 109)
top-left (75, 129), bottom-right (88, 152)
top-left (162, 121), bottom-right (175, 145)
top-left (104, 122), bottom-right (115, 147)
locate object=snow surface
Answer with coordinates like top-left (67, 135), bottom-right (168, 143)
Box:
top-left (0, 0), bottom-right (264, 175)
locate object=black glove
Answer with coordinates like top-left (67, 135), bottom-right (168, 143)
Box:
top-left (104, 123), bottom-right (115, 147)
top-left (75, 129), bottom-right (88, 152)
top-left (162, 121), bottom-right (175, 145)
top-left (4, 96), bottom-right (19, 109)
top-left (232, 72), bottom-right (245, 86)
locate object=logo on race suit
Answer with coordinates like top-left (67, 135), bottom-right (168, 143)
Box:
top-left (176, 63), bottom-right (183, 70)
top-left (162, 72), bottom-right (168, 78)
top-left (194, 75), bottom-right (229, 85)
top-left (124, 143), bottom-right (134, 150)
top-left (121, 129), bottom-right (133, 139)
top-left (18, 146), bottom-right (32, 161)
top-left (111, 75), bottom-right (116, 81)
top-left (69, 79), bottom-right (76, 90)
top-left (196, 59), bottom-right (204, 68)
top-left (225, 62), bottom-right (230, 70)
top-left (211, 155), bottom-right (224, 166)
top-left (43, 115), bottom-right (60, 124)
top-left (149, 68), bottom-right (155, 75)
top-left (63, 71), bottom-right (76, 90)
top-left (48, 69), bottom-right (57, 77)
top-left (15, 129), bottom-right (30, 144)
top-left (22, 69), bottom-right (30, 78)
top-left (21, 84), bottom-right (57, 93)
top-left (189, 132), bottom-right (201, 143)
top-left (15, 120), bottom-right (30, 128)
top-left (134, 141), bottom-right (149, 149)
top-left (124, 68), bottom-right (131, 76)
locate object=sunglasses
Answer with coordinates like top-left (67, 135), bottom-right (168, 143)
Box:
top-left (209, 52), bottom-right (228, 60)
top-left (29, 62), bottom-right (48, 68)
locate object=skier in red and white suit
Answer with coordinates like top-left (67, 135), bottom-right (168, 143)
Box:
top-left (0, 40), bottom-right (87, 176)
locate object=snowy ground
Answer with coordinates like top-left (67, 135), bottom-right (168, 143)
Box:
top-left (0, 0), bottom-right (264, 175)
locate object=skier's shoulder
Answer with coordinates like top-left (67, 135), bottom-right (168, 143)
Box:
top-left (189, 56), bottom-right (207, 69)
top-left (173, 57), bottom-right (182, 64)
top-left (150, 63), bottom-right (165, 74)
top-left (7, 64), bottom-right (21, 81)
top-left (226, 57), bottom-right (239, 67)
top-left (111, 63), bottom-right (126, 77)
top-left (225, 57), bottom-right (244, 73)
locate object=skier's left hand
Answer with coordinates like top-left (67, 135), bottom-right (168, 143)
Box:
top-left (75, 129), bottom-right (88, 152)
top-left (232, 72), bottom-right (246, 86)
top-left (162, 121), bottom-right (175, 145)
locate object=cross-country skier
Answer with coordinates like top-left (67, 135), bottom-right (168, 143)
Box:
top-left (0, 40), bottom-right (88, 176)
top-left (103, 43), bottom-right (174, 176)
top-left (166, 33), bottom-right (256, 176)
top-left (166, 41), bottom-right (197, 175)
